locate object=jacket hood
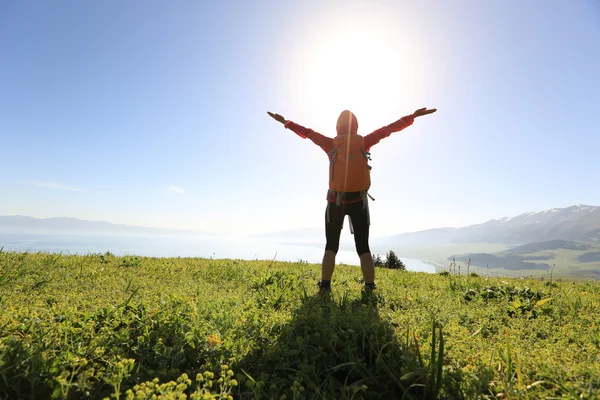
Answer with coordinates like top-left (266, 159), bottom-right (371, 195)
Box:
top-left (336, 110), bottom-right (358, 136)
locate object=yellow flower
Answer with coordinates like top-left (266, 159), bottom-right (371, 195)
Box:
top-left (207, 334), bottom-right (222, 348)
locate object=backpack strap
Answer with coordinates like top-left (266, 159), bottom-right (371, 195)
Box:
top-left (325, 190), bottom-right (344, 223)
top-left (336, 191), bottom-right (344, 206)
top-left (360, 190), bottom-right (371, 226)
top-left (361, 148), bottom-right (372, 170)
top-left (360, 191), bottom-right (368, 209)
top-left (328, 147), bottom-right (339, 181)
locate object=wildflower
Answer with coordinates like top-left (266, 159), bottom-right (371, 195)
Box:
top-left (207, 334), bottom-right (222, 348)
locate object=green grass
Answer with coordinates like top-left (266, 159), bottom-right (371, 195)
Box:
top-left (1, 250), bottom-right (600, 399)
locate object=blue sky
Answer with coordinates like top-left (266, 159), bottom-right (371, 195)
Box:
top-left (1, 0), bottom-right (599, 236)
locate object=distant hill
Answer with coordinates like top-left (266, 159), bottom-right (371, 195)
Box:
top-left (505, 240), bottom-right (590, 254)
top-left (450, 239), bottom-right (600, 274)
top-left (0, 216), bottom-right (210, 236)
top-left (577, 252), bottom-right (600, 263)
top-left (377, 205), bottom-right (600, 247)
top-left (452, 253), bottom-right (551, 271)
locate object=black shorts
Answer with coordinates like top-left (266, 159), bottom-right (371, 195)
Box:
top-left (325, 200), bottom-right (370, 256)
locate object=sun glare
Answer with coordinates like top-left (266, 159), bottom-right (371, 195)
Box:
top-left (294, 23), bottom-right (413, 133)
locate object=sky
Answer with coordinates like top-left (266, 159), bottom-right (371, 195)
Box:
top-left (1, 0), bottom-right (600, 237)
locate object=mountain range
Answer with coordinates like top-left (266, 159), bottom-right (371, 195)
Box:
top-left (376, 204), bottom-right (600, 247)
top-left (5, 205), bottom-right (598, 246)
top-left (0, 216), bottom-right (209, 236)
top-left (2, 205), bottom-right (600, 277)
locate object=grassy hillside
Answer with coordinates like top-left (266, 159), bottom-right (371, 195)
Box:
top-left (1, 251), bottom-right (599, 399)
top-left (452, 242), bottom-right (600, 280)
top-left (526, 248), bottom-right (600, 278)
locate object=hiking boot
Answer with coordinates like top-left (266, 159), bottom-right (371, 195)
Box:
top-left (317, 280), bottom-right (331, 294)
top-left (361, 282), bottom-right (378, 304)
top-left (364, 282), bottom-right (377, 290)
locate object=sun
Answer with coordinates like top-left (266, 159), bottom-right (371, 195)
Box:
top-left (293, 23), bottom-right (412, 133)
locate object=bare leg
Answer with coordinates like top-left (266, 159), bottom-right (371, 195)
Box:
top-left (359, 252), bottom-right (375, 283)
top-left (321, 250), bottom-right (336, 281)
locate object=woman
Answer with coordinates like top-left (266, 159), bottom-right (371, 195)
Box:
top-left (267, 107), bottom-right (436, 292)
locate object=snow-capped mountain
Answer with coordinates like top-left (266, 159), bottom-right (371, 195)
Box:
top-left (377, 205), bottom-right (600, 246)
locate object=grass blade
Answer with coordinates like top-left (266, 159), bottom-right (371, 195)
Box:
top-left (435, 324), bottom-right (444, 398)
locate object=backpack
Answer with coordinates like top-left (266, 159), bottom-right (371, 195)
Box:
top-left (328, 134), bottom-right (372, 193)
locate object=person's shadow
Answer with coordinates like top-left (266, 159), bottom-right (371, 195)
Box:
top-left (235, 289), bottom-right (440, 400)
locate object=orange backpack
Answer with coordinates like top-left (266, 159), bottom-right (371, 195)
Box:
top-left (328, 134), bottom-right (372, 193)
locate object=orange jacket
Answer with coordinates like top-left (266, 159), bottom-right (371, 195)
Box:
top-left (283, 113), bottom-right (414, 154)
top-left (284, 111), bottom-right (415, 203)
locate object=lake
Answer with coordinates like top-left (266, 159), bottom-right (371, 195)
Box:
top-left (0, 232), bottom-right (437, 273)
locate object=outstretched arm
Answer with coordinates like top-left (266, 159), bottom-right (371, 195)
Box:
top-left (267, 111), bottom-right (333, 153)
top-left (363, 107), bottom-right (436, 150)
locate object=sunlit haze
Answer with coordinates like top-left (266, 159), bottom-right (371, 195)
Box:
top-left (2, 0), bottom-right (600, 237)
